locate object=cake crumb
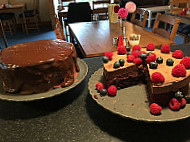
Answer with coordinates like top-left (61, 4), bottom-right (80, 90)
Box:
top-left (145, 100), bottom-right (148, 103)
top-left (131, 104), bottom-right (134, 106)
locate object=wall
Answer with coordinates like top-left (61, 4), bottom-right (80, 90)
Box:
top-left (0, 0), bottom-right (51, 22)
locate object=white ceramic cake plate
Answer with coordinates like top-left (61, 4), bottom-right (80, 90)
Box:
top-left (88, 68), bottom-right (190, 122)
top-left (0, 58), bottom-right (88, 101)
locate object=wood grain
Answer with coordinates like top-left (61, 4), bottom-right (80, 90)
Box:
top-left (69, 20), bottom-right (174, 58)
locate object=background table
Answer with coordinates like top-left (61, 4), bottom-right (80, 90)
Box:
top-left (0, 43), bottom-right (190, 142)
top-left (69, 20), bottom-right (174, 58)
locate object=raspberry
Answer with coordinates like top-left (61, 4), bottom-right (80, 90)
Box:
top-left (132, 45), bottom-right (141, 51)
top-left (179, 98), bottom-right (186, 108)
top-left (95, 82), bottom-right (105, 91)
top-left (131, 51), bottom-right (140, 58)
top-left (104, 52), bottom-right (113, 60)
top-left (180, 57), bottom-right (190, 69)
top-left (147, 43), bottom-right (155, 51)
top-left (117, 45), bottom-right (127, 55)
top-left (172, 50), bottom-right (183, 59)
top-left (127, 55), bottom-right (135, 62)
top-left (133, 58), bottom-right (142, 64)
top-left (169, 98), bottom-right (181, 111)
top-left (172, 64), bottom-right (186, 77)
top-left (150, 103), bottom-right (162, 115)
top-left (151, 72), bottom-right (165, 83)
top-left (118, 35), bottom-right (123, 47)
top-left (146, 53), bottom-right (156, 63)
top-left (161, 44), bottom-right (170, 53)
top-left (107, 85), bottom-right (117, 96)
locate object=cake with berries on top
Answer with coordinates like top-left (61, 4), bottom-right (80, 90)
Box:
top-left (102, 43), bottom-right (190, 106)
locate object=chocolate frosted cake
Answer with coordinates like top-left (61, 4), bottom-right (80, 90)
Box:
top-left (103, 46), bottom-right (190, 106)
top-left (0, 39), bottom-right (80, 94)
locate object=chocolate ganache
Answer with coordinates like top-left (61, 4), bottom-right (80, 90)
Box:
top-left (0, 39), bottom-right (80, 94)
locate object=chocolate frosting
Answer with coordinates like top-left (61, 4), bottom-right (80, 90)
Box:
top-left (0, 39), bottom-right (80, 94)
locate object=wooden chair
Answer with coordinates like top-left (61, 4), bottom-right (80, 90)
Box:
top-left (54, 15), bottom-right (66, 41)
top-left (92, 0), bottom-right (110, 20)
top-left (20, 0), bottom-right (40, 34)
top-left (0, 20), bottom-right (8, 48)
top-left (152, 13), bottom-right (180, 42)
top-left (131, 8), bottom-right (148, 29)
top-left (61, 0), bottom-right (76, 8)
top-left (170, 0), bottom-right (190, 13)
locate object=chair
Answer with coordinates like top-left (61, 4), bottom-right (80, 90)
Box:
top-left (20, 0), bottom-right (40, 34)
top-left (131, 8), bottom-right (148, 29)
top-left (152, 13), bottom-right (180, 41)
top-left (170, 0), bottom-right (190, 13)
top-left (65, 2), bottom-right (92, 41)
top-left (92, 0), bottom-right (110, 20)
top-left (0, 20), bottom-right (8, 48)
top-left (54, 15), bottom-right (66, 41)
top-left (61, 0), bottom-right (76, 8)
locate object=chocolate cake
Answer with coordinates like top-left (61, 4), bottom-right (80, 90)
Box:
top-left (103, 48), bottom-right (190, 106)
top-left (0, 39), bottom-right (80, 94)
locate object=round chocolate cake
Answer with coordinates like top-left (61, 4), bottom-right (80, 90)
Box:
top-left (0, 39), bottom-right (80, 94)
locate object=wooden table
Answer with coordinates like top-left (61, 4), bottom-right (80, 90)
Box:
top-left (141, 6), bottom-right (170, 28)
top-left (0, 3), bottom-right (28, 34)
top-left (69, 20), bottom-right (174, 58)
top-left (166, 11), bottom-right (190, 25)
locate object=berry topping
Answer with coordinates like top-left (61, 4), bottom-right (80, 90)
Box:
top-left (104, 52), bottom-right (113, 60)
top-left (147, 43), bottom-right (155, 51)
top-left (172, 64), bottom-right (186, 77)
top-left (146, 53), bottom-right (156, 63)
top-left (161, 44), bottom-right (170, 53)
top-left (127, 55), bottom-right (135, 62)
top-left (147, 52), bottom-right (152, 56)
top-left (95, 82), bottom-right (105, 91)
top-left (166, 58), bottom-right (174, 66)
top-left (172, 50), bottom-right (183, 59)
top-left (107, 85), bottom-right (117, 96)
top-left (139, 53), bottom-right (147, 60)
top-left (131, 51), bottom-right (140, 58)
top-left (119, 59), bottom-right (125, 66)
top-left (179, 98), bottom-right (186, 108)
top-left (100, 89), bottom-right (107, 96)
top-left (150, 103), bottom-right (162, 115)
top-left (117, 45), bottom-right (127, 55)
top-left (133, 58), bottom-right (142, 64)
top-left (151, 72), bottom-right (165, 83)
top-left (149, 62), bottom-right (158, 69)
top-left (102, 56), bottom-right (109, 63)
top-left (169, 98), bottom-right (181, 110)
top-left (174, 91), bottom-right (184, 100)
top-left (127, 51), bottom-right (131, 55)
top-left (125, 46), bottom-right (131, 52)
top-left (113, 61), bottom-right (120, 68)
top-left (139, 51), bottom-right (147, 54)
top-left (118, 35), bottom-right (123, 47)
top-left (132, 45), bottom-right (141, 51)
top-left (156, 57), bottom-right (163, 64)
top-left (184, 96), bottom-right (190, 104)
top-left (180, 57), bottom-right (190, 69)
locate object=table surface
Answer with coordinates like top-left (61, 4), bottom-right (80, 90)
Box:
top-left (69, 20), bottom-right (174, 57)
top-left (0, 43), bottom-right (189, 142)
top-left (141, 5), bottom-right (170, 12)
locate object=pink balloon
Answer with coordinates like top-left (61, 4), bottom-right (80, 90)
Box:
top-left (125, 1), bottom-right (136, 13)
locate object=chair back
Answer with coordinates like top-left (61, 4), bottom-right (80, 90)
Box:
top-left (92, 0), bottom-right (110, 20)
top-left (54, 15), bottom-right (66, 41)
top-left (170, 0), bottom-right (190, 13)
top-left (131, 8), bottom-right (148, 29)
top-left (67, 2), bottom-right (92, 23)
top-left (61, 0), bottom-right (76, 8)
top-left (152, 13), bottom-right (180, 41)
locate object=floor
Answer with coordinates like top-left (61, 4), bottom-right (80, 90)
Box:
top-left (0, 24), bottom-right (185, 50)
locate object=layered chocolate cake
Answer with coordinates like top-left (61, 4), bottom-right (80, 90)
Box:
top-left (0, 39), bottom-right (80, 94)
top-left (103, 45), bottom-right (190, 106)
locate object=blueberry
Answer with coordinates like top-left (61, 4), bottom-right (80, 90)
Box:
top-left (166, 58), bottom-right (174, 66)
top-left (184, 96), bottom-right (190, 104)
top-left (114, 61), bottom-right (120, 68)
top-left (102, 56), bottom-right (109, 63)
top-left (100, 89), bottom-right (107, 96)
top-left (127, 52), bottom-right (131, 56)
top-left (156, 57), bottom-right (163, 64)
top-left (119, 59), bottom-right (125, 66)
top-left (125, 46), bottom-right (131, 52)
top-left (139, 53), bottom-right (147, 60)
top-left (147, 52), bottom-right (152, 56)
top-left (174, 91), bottom-right (184, 100)
top-left (149, 62), bottom-right (158, 69)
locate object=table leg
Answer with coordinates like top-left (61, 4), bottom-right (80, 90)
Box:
top-left (148, 11), bottom-right (152, 28)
